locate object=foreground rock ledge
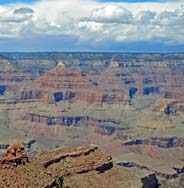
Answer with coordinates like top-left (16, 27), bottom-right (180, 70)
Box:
top-left (0, 144), bottom-right (114, 188)
top-left (0, 143), bottom-right (159, 188)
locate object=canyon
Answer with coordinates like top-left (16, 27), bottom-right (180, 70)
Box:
top-left (0, 52), bottom-right (184, 187)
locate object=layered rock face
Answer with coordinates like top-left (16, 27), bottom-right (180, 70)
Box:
top-left (1, 54), bottom-right (184, 105)
top-left (0, 143), bottom-right (28, 169)
top-left (0, 144), bottom-right (141, 188)
top-left (19, 66), bottom-right (103, 103)
top-left (0, 57), bottom-right (35, 101)
top-left (105, 61), bottom-right (184, 102)
top-left (41, 145), bottom-right (113, 172)
top-left (24, 113), bottom-right (120, 131)
top-left (0, 53), bottom-right (184, 188)
top-left (13, 64), bottom-right (129, 104)
top-left (122, 137), bottom-right (184, 148)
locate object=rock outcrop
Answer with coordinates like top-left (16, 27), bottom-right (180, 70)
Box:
top-left (0, 144), bottom-right (132, 188)
top-left (122, 137), bottom-right (184, 148)
top-left (118, 161), bottom-right (181, 179)
top-left (0, 143), bottom-right (28, 169)
top-left (164, 101), bottom-right (184, 115)
top-left (141, 174), bottom-right (159, 188)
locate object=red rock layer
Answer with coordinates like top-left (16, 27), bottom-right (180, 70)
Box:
top-left (0, 143), bottom-right (28, 169)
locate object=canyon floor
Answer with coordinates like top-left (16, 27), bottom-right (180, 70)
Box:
top-left (0, 53), bottom-right (184, 187)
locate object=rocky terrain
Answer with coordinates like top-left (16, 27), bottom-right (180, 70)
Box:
top-left (0, 143), bottom-right (158, 188)
top-left (0, 52), bottom-right (184, 187)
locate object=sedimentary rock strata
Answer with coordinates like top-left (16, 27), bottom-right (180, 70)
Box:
top-left (122, 137), bottom-right (184, 148)
top-left (0, 144), bottom-right (138, 188)
top-left (0, 53), bottom-right (184, 187)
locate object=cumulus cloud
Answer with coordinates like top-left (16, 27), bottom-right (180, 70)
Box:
top-left (0, 5), bottom-right (34, 29)
top-left (0, 0), bottom-right (183, 51)
top-left (78, 2), bottom-right (184, 46)
top-left (135, 10), bottom-right (156, 24)
top-left (84, 4), bottom-right (133, 24)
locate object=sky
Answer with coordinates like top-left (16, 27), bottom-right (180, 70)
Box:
top-left (0, 0), bottom-right (184, 52)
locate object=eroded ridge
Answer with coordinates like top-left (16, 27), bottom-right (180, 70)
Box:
top-left (0, 144), bottom-right (114, 188)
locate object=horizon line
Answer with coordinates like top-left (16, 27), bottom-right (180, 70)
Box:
top-left (1, 51), bottom-right (184, 54)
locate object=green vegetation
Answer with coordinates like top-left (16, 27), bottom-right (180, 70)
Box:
top-left (55, 176), bottom-right (64, 188)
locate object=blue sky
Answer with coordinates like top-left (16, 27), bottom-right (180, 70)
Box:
top-left (0, 0), bottom-right (183, 52)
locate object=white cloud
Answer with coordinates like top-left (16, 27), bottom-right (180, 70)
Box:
top-left (0, 0), bottom-right (183, 48)
top-left (0, 5), bottom-right (33, 23)
top-left (85, 4), bottom-right (133, 24)
top-left (135, 10), bottom-right (156, 24)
